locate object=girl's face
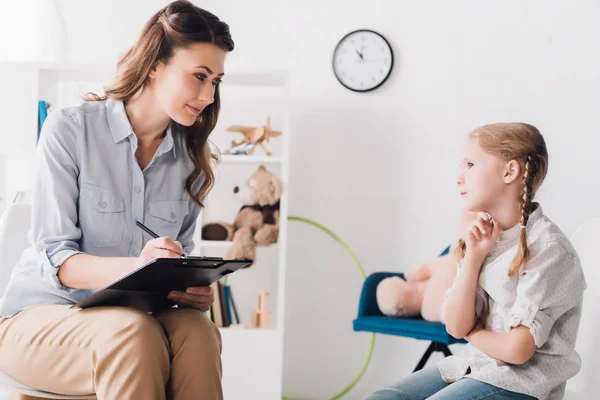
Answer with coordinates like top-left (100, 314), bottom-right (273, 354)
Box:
top-left (456, 137), bottom-right (509, 212)
top-left (150, 42), bottom-right (227, 127)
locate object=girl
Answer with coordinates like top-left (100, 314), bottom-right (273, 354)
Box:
top-left (365, 123), bottom-right (586, 400)
top-left (0, 1), bottom-right (233, 399)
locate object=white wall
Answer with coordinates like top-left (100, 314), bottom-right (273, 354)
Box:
top-left (4, 0), bottom-right (600, 398)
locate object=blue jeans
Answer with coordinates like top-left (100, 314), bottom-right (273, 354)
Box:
top-left (363, 366), bottom-right (536, 400)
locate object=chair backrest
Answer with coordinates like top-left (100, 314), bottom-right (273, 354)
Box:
top-left (0, 203), bottom-right (32, 297)
top-left (566, 217), bottom-right (600, 397)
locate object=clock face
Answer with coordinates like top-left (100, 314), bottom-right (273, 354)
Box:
top-left (332, 29), bottom-right (394, 92)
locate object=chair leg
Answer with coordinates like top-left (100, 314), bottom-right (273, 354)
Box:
top-left (440, 343), bottom-right (452, 358)
top-left (413, 342), bottom-right (454, 372)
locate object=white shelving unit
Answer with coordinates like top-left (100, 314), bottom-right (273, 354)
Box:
top-left (0, 62), bottom-right (291, 399)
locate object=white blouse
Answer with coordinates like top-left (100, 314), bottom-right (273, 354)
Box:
top-left (438, 204), bottom-right (586, 400)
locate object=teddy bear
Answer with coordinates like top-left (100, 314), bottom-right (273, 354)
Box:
top-left (376, 209), bottom-right (477, 322)
top-left (201, 165), bottom-right (281, 263)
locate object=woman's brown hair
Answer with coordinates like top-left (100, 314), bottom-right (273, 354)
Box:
top-left (455, 123), bottom-right (549, 277)
top-left (85, 0), bottom-right (234, 207)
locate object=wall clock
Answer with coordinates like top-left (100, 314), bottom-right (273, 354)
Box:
top-left (332, 29), bottom-right (394, 92)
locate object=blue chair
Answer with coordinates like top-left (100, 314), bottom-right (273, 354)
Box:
top-left (353, 246), bottom-right (466, 372)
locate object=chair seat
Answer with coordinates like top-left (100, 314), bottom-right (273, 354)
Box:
top-left (353, 316), bottom-right (466, 345)
top-left (0, 368), bottom-right (96, 399)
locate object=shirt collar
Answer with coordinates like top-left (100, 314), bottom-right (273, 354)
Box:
top-left (156, 123), bottom-right (176, 159)
top-left (499, 202), bottom-right (543, 242)
top-left (106, 97), bottom-right (177, 158)
top-left (106, 97), bottom-right (134, 144)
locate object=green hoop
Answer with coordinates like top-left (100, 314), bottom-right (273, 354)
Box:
top-left (281, 216), bottom-right (375, 400)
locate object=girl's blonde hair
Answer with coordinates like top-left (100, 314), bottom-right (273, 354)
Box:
top-left (455, 122), bottom-right (549, 277)
top-left (85, 0), bottom-right (234, 208)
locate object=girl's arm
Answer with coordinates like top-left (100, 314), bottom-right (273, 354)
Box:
top-left (444, 211), bottom-right (501, 338)
top-left (468, 241), bottom-right (586, 364)
top-left (466, 324), bottom-right (536, 364)
top-left (443, 254), bottom-right (483, 338)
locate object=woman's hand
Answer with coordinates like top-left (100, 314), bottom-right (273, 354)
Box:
top-left (168, 286), bottom-right (214, 312)
top-left (465, 212), bottom-right (502, 265)
top-left (135, 237), bottom-right (184, 267)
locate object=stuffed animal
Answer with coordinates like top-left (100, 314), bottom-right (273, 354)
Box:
top-left (201, 165), bottom-right (281, 263)
top-left (376, 254), bottom-right (458, 322)
top-left (376, 209), bottom-right (477, 322)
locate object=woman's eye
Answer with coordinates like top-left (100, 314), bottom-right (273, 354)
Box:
top-left (212, 79), bottom-right (222, 87)
top-left (467, 162), bottom-right (474, 168)
top-left (195, 73), bottom-right (206, 81)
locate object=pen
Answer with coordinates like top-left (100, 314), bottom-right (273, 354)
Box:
top-left (135, 220), bottom-right (186, 259)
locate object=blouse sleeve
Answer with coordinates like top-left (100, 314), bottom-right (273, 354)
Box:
top-left (507, 241), bottom-right (586, 348)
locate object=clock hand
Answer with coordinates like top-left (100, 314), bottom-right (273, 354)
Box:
top-left (355, 49), bottom-right (364, 61)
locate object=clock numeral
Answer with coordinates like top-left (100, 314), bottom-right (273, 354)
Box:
top-left (360, 81), bottom-right (364, 87)
top-left (380, 70), bottom-right (384, 75)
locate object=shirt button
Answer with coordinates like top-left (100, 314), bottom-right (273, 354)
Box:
top-left (135, 186), bottom-right (142, 193)
top-left (98, 201), bottom-right (107, 209)
top-left (170, 212), bottom-right (176, 219)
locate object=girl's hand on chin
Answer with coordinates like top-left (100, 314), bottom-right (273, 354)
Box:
top-left (465, 212), bottom-right (502, 264)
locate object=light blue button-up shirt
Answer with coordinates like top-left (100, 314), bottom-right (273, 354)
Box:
top-left (0, 98), bottom-right (203, 317)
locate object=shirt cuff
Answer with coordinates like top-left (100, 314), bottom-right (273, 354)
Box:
top-left (507, 300), bottom-right (551, 347)
top-left (38, 245), bottom-right (82, 291)
top-left (182, 242), bottom-right (195, 255)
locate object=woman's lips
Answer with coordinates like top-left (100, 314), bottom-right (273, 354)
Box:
top-left (187, 104), bottom-right (202, 115)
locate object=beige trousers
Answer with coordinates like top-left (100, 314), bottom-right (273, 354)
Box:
top-left (0, 304), bottom-right (222, 400)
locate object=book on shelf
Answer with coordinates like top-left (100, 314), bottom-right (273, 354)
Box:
top-left (208, 281), bottom-right (240, 328)
top-left (37, 100), bottom-right (51, 143)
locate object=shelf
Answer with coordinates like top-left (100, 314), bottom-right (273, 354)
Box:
top-left (218, 155), bottom-right (282, 165)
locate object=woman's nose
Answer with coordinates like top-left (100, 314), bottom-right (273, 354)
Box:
top-left (198, 86), bottom-right (215, 105)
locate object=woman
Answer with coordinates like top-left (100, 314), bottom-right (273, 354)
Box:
top-left (0, 1), bottom-right (233, 399)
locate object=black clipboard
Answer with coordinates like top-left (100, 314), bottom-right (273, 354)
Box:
top-left (71, 256), bottom-right (252, 313)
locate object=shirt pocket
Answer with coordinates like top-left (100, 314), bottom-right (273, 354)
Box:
top-left (79, 182), bottom-right (125, 248)
top-left (147, 200), bottom-right (190, 241)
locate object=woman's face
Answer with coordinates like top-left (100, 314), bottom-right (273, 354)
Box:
top-left (150, 42), bottom-right (227, 126)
